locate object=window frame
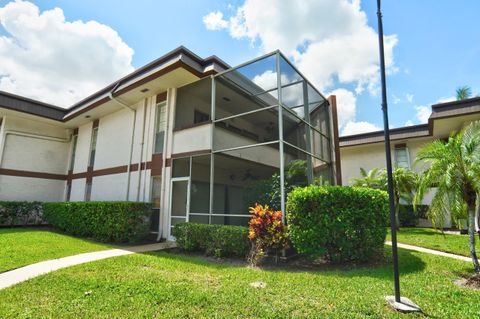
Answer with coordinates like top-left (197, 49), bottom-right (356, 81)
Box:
top-left (153, 101), bottom-right (167, 154)
top-left (394, 145), bottom-right (411, 169)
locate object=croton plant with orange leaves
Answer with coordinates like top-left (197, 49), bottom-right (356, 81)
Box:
top-left (248, 203), bottom-right (289, 252)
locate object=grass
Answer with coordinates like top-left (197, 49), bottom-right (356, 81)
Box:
top-left (0, 228), bottom-right (114, 273)
top-left (387, 227), bottom-right (479, 257)
top-left (0, 248), bottom-right (479, 318)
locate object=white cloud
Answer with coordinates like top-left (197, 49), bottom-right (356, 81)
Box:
top-left (392, 94), bottom-right (401, 104)
top-left (415, 105), bottom-right (431, 123)
top-left (406, 93), bottom-right (414, 103)
top-left (202, 11), bottom-right (228, 31)
top-left (326, 88), bottom-right (356, 128)
top-left (0, 0), bottom-right (134, 106)
top-left (341, 120), bottom-right (381, 136)
top-left (405, 120), bottom-right (414, 126)
top-left (203, 0), bottom-right (398, 94)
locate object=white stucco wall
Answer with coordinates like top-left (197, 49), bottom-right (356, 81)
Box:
top-left (0, 116), bottom-right (69, 201)
top-left (172, 124), bottom-right (212, 154)
top-left (0, 175), bottom-right (65, 201)
top-left (95, 108), bottom-right (133, 170)
top-left (91, 173), bottom-right (129, 201)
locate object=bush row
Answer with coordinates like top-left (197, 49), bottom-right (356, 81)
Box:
top-left (172, 222), bottom-right (249, 258)
top-left (43, 202), bottom-right (151, 243)
top-left (287, 185), bottom-right (389, 263)
top-left (0, 201), bottom-right (45, 226)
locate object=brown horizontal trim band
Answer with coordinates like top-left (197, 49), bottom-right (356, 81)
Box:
top-left (92, 165), bottom-right (127, 177)
top-left (0, 168), bottom-right (67, 180)
top-left (339, 132), bottom-right (431, 148)
top-left (0, 161), bottom-right (153, 181)
top-left (171, 149), bottom-right (211, 159)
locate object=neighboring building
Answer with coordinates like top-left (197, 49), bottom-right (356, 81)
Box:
top-left (339, 97), bottom-right (480, 227)
top-left (0, 47), bottom-right (338, 239)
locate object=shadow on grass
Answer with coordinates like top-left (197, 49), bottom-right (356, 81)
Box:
top-left (139, 246), bottom-right (426, 280)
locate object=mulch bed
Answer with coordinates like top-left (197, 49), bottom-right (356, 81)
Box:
top-left (455, 274), bottom-right (480, 290)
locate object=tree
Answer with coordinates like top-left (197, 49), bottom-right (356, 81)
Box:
top-left (456, 86), bottom-right (472, 100)
top-left (353, 167), bottom-right (417, 229)
top-left (414, 121), bottom-right (480, 273)
top-left (351, 167), bottom-right (383, 188)
top-left (379, 167), bottom-right (418, 230)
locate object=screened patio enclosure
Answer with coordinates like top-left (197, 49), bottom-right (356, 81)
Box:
top-left (169, 51), bottom-right (334, 231)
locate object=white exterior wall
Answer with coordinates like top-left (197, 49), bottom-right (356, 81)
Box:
top-left (95, 108), bottom-right (133, 170)
top-left (72, 122), bottom-right (93, 173)
top-left (172, 124), bottom-right (211, 154)
top-left (0, 116), bottom-right (69, 201)
top-left (69, 96), bottom-right (159, 203)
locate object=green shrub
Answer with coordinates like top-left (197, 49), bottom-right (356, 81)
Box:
top-left (398, 204), bottom-right (429, 227)
top-left (172, 222), bottom-right (249, 258)
top-left (287, 185), bottom-right (389, 263)
top-left (43, 202), bottom-right (151, 243)
top-left (0, 201), bottom-right (44, 226)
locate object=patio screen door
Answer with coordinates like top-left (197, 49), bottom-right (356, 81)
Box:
top-left (169, 177), bottom-right (190, 238)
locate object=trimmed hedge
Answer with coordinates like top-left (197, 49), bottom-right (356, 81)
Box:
top-left (287, 185), bottom-right (389, 263)
top-left (43, 202), bottom-right (151, 243)
top-left (172, 222), bottom-right (249, 258)
top-left (0, 201), bottom-right (44, 226)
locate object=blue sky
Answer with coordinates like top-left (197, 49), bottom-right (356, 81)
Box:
top-left (0, 0), bottom-right (479, 135)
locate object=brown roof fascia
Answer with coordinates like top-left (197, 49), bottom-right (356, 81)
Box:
top-left (67, 46), bottom-right (228, 113)
top-left (0, 90), bottom-right (67, 121)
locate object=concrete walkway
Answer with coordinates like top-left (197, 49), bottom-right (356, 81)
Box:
top-left (0, 242), bottom-right (176, 290)
top-left (386, 241), bottom-right (471, 262)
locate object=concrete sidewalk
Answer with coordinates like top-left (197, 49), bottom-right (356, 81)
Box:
top-left (386, 241), bottom-right (471, 262)
top-left (0, 242), bottom-right (176, 290)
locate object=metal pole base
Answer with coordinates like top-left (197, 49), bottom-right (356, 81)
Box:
top-left (385, 296), bottom-right (422, 313)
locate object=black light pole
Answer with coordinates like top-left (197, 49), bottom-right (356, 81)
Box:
top-left (376, 0), bottom-right (421, 312)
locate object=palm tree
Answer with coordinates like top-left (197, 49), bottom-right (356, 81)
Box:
top-left (456, 86), bottom-right (472, 100)
top-left (351, 167), bottom-right (382, 188)
top-left (352, 167), bottom-right (417, 229)
top-left (379, 167), bottom-right (418, 230)
top-left (414, 121), bottom-right (480, 273)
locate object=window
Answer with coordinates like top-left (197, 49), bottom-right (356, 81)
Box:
top-left (151, 176), bottom-right (162, 209)
top-left (150, 176), bottom-right (162, 232)
top-left (154, 102), bottom-right (167, 154)
top-left (194, 110), bottom-right (210, 124)
top-left (69, 134), bottom-right (78, 171)
top-left (88, 127), bottom-right (98, 167)
top-left (85, 182), bottom-right (92, 201)
top-left (394, 146), bottom-right (410, 168)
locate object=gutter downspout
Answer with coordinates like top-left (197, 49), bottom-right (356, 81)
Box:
top-left (108, 83), bottom-right (136, 201)
top-left (136, 98), bottom-right (148, 201)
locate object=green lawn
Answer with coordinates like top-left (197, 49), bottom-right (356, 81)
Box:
top-left (1, 248), bottom-right (479, 318)
top-left (0, 228), bottom-right (114, 273)
top-left (387, 227), bottom-right (478, 257)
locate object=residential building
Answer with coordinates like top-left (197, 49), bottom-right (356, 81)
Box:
top-left (0, 47), bottom-right (339, 239)
top-left (339, 97), bottom-right (480, 226)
